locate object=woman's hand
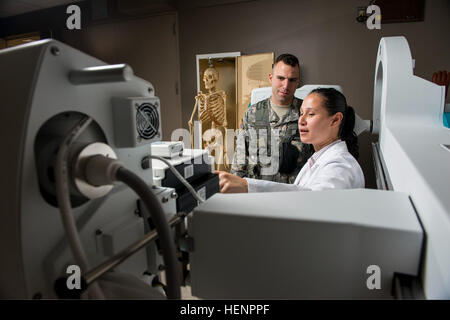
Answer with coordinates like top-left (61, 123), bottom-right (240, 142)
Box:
top-left (216, 171), bottom-right (248, 193)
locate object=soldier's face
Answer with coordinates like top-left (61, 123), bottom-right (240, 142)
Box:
top-left (298, 93), bottom-right (342, 150)
top-left (269, 61), bottom-right (300, 105)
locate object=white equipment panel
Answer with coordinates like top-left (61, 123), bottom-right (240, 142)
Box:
top-left (189, 189), bottom-right (422, 299)
top-left (373, 36), bottom-right (450, 298)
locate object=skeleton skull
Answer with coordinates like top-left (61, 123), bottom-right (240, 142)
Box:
top-left (203, 67), bottom-right (219, 90)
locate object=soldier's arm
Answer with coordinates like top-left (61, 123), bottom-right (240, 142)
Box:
top-left (230, 109), bottom-right (250, 177)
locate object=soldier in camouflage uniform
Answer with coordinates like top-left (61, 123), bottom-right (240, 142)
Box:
top-left (231, 54), bottom-right (309, 183)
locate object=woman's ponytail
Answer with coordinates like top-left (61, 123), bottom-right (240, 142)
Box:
top-left (340, 106), bottom-right (359, 159)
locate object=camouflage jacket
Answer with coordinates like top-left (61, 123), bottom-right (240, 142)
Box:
top-left (231, 97), bottom-right (307, 183)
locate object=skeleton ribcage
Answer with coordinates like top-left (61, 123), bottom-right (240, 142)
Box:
top-left (198, 93), bottom-right (225, 125)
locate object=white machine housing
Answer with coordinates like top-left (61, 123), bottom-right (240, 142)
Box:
top-left (151, 141), bottom-right (184, 159)
top-left (0, 39), bottom-right (176, 298)
top-left (372, 36), bottom-right (449, 298)
top-left (189, 189), bottom-right (422, 299)
top-left (250, 84), bottom-right (344, 105)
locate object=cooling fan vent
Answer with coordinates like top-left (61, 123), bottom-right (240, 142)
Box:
top-left (136, 102), bottom-right (159, 140)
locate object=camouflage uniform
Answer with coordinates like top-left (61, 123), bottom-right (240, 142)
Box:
top-left (231, 97), bottom-right (307, 183)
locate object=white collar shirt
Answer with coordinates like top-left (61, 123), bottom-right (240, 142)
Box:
top-left (246, 140), bottom-right (365, 192)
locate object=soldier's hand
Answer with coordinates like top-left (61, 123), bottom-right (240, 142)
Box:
top-left (216, 171), bottom-right (248, 193)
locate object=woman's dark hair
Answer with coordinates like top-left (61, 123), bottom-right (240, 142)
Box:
top-left (309, 87), bottom-right (359, 159)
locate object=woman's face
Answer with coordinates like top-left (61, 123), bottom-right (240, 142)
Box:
top-left (298, 93), bottom-right (342, 150)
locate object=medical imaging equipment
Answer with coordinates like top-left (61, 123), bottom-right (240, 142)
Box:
top-left (0, 39), bottom-right (213, 299)
top-left (1, 36), bottom-right (448, 299)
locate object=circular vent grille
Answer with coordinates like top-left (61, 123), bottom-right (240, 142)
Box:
top-left (136, 102), bottom-right (159, 140)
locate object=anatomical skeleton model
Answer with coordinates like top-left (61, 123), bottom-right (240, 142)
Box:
top-left (189, 67), bottom-right (229, 170)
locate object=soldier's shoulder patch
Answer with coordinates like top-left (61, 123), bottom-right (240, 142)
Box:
top-left (247, 103), bottom-right (258, 114)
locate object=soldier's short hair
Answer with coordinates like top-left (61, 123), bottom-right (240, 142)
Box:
top-left (273, 53), bottom-right (300, 69)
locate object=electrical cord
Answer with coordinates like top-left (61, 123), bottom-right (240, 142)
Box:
top-left (149, 155), bottom-right (205, 204)
top-left (54, 116), bottom-right (105, 299)
top-left (54, 119), bottom-right (192, 300)
top-left (83, 154), bottom-right (181, 299)
top-left (114, 167), bottom-right (181, 299)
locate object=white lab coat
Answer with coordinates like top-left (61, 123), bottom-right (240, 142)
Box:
top-left (245, 140), bottom-right (365, 192)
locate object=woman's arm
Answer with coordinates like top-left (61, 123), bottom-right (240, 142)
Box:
top-left (217, 171), bottom-right (303, 193)
top-left (245, 178), bottom-right (303, 193)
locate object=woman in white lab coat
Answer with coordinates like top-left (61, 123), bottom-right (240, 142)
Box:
top-left (218, 87), bottom-right (365, 193)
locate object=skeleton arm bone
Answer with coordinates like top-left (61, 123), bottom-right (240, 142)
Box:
top-left (221, 91), bottom-right (229, 169)
top-left (220, 90), bottom-right (228, 128)
top-left (189, 94), bottom-right (201, 149)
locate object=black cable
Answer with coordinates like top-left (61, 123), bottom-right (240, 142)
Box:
top-left (115, 167), bottom-right (181, 299)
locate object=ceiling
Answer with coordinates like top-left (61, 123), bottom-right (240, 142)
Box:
top-left (0, 0), bottom-right (84, 18)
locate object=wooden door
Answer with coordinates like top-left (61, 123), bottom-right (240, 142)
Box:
top-left (236, 53), bottom-right (274, 127)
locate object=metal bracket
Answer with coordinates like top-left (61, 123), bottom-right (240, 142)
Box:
top-left (179, 236), bottom-right (195, 252)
